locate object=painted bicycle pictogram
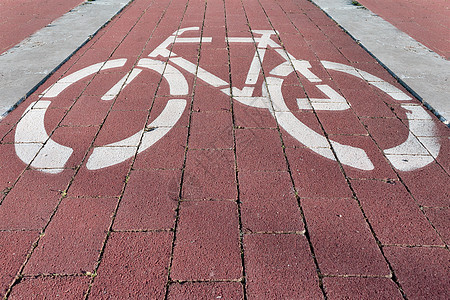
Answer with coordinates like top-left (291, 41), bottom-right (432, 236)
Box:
top-left (15, 27), bottom-right (440, 173)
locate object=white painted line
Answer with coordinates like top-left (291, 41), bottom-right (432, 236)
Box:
top-left (385, 155), bottom-right (435, 172)
top-left (330, 141), bottom-right (375, 171)
top-left (86, 146), bottom-right (138, 171)
top-left (408, 120), bottom-right (438, 137)
top-left (297, 99), bottom-right (313, 110)
top-left (321, 60), bottom-right (411, 101)
top-left (270, 61), bottom-right (321, 82)
top-left (87, 99), bottom-right (186, 170)
top-left (43, 59), bottom-right (127, 98)
top-left (138, 58), bottom-right (189, 95)
top-left (245, 49), bottom-right (265, 85)
top-left (384, 104), bottom-right (440, 171)
top-left (101, 68), bottom-right (143, 101)
top-left (175, 37), bottom-right (212, 43)
top-left (266, 76), bottom-right (374, 170)
top-left (292, 60), bottom-right (322, 82)
top-left (274, 49), bottom-right (297, 62)
top-left (297, 85), bottom-right (350, 111)
top-left (403, 104), bottom-right (433, 120)
top-left (15, 101), bottom-right (73, 173)
top-left (170, 57), bottom-right (228, 87)
top-left (384, 132), bottom-right (430, 156)
top-left (227, 37), bottom-right (254, 43)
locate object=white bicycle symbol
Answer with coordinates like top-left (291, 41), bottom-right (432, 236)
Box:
top-left (15, 27), bottom-right (440, 173)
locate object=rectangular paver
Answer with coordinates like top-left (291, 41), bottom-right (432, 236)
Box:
top-left (239, 171), bottom-right (303, 233)
top-left (182, 149), bottom-right (237, 200)
top-left (114, 169), bottom-right (180, 231)
top-left (171, 200), bottom-right (242, 281)
top-left (23, 197), bottom-right (116, 275)
top-left (384, 246), bottom-right (450, 300)
top-left (89, 231), bottom-right (172, 299)
top-left (244, 233), bottom-right (323, 299)
top-left (0, 231), bottom-right (37, 297)
top-left (168, 282), bottom-right (244, 300)
top-left (352, 179), bottom-right (443, 246)
top-left (302, 197), bottom-right (390, 276)
top-left (323, 277), bottom-right (402, 300)
top-left (0, 170), bottom-right (73, 230)
top-left (9, 276), bottom-right (90, 299)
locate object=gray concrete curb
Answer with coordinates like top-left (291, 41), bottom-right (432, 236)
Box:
top-left (0, 0), bottom-right (134, 119)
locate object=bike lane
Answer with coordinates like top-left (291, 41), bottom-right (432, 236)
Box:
top-left (0, 0), bottom-right (448, 299)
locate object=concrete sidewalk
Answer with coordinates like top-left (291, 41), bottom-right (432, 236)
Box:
top-left (0, 0), bottom-right (448, 299)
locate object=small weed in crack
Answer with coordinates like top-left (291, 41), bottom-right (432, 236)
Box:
top-left (351, 0), bottom-right (367, 9)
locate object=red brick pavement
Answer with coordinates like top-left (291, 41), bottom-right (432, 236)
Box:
top-left (0, 0), bottom-right (448, 298)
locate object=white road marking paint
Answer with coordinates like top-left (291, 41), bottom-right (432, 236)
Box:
top-left (266, 76), bottom-right (374, 170)
top-left (297, 85), bottom-right (350, 111)
top-left (101, 68), bottom-right (143, 101)
top-left (16, 28), bottom-right (440, 173)
top-left (221, 86), bottom-right (272, 109)
top-left (86, 99), bottom-right (186, 170)
top-left (15, 101), bottom-right (73, 173)
top-left (138, 58), bottom-right (188, 95)
top-left (270, 61), bottom-right (321, 83)
top-left (149, 27), bottom-right (211, 58)
top-left (321, 61), bottom-right (412, 101)
top-left (170, 57), bottom-right (228, 87)
top-left (384, 104), bottom-right (440, 171)
top-left (43, 59), bottom-right (127, 98)
top-left (246, 48), bottom-right (266, 85)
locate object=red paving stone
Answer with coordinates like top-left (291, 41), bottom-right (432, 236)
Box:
top-left (114, 169), bottom-right (180, 231)
top-left (24, 197), bottom-right (116, 275)
top-left (182, 149), bottom-right (237, 200)
top-left (239, 171), bottom-right (304, 233)
top-left (0, 169), bottom-right (73, 230)
top-left (0, 144), bottom-right (26, 194)
top-left (424, 207), bottom-right (450, 245)
top-left (60, 95), bottom-right (110, 127)
top-left (68, 162), bottom-right (130, 198)
top-left (244, 233), bottom-right (323, 299)
top-left (94, 110), bottom-right (148, 147)
top-left (235, 129), bottom-right (287, 172)
top-left (0, 0), bottom-right (449, 298)
top-left (323, 277), bottom-right (403, 300)
top-left (192, 84), bottom-right (231, 113)
top-left (384, 246), bottom-right (450, 300)
top-left (286, 147), bottom-right (353, 198)
top-left (233, 103), bottom-right (278, 129)
top-left (168, 282), bottom-right (244, 300)
top-left (132, 126), bottom-right (188, 170)
top-left (171, 200), bottom-right (242, 281)
top-left (189, 111), bottom-right (234, 149)
top-left (352, 179), bottom-right (443, 246)
top-left (9, 276), bottom-right (90, 299)
top-left (0, 231), bottom-right (37, 297)
top-left (89, 231), bottom-right (172, 299)
top-left (398, 162), bottom-right (450, 208)
top-left (302, 197), bottom-right (390, 276)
